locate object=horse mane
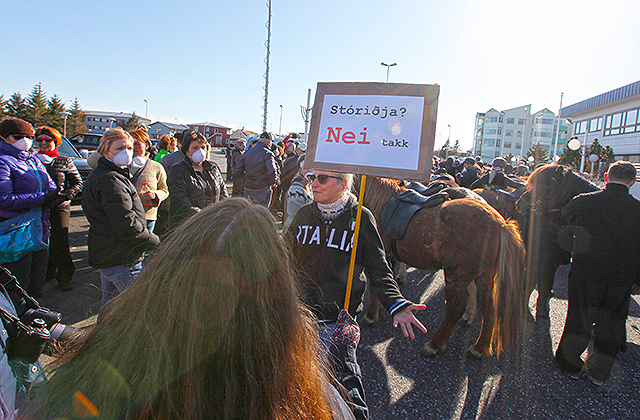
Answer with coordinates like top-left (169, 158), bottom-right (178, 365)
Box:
top-left (526, 164), bottom-right (599, 211)
top-left (356, 176), bottom-right (404, 218)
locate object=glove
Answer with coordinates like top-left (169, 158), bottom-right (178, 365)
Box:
top-left (43, 188), bottom-right (62, 209)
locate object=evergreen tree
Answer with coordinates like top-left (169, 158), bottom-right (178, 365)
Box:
top-left (437, 139), bottom-right (450, 159)
top-left (123, 112), bottom-right (140, 131)
top-left (452, 139), bottom-right (461, 155)
top-left (44, 95), bottom-right (66, 133)
top-left (7, 93), bottom-right (29, 120)
top-left (601, 146), bottom-right (615, 163)
top-left (0, 95), bottom-right (7, 119)
top-left (587, 138), bottom-right (603, 159)
top-left (67, 98), bottom-right (87, 137)
top-left (558, 146), bottom-right (582, 168)
top-left (525, 143), bottom-right (549, 167)
top-left (26, 83), bottom-right (48, 127)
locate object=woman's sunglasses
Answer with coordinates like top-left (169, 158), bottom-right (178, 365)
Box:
top-left (306, 173), bottom-right (343, 185)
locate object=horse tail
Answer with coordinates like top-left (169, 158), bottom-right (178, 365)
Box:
top-left (491, 219), bottom-right (527, 355)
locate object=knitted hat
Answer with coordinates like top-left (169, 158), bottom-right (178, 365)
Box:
top-left (35, 126), bottom-right (62, 147)
top-left (0, 118), bottom-right (34, 140)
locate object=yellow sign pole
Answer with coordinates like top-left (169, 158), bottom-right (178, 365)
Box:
top-left (344, 174), bottom-right (366, 311)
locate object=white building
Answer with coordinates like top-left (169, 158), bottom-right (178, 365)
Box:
top-left (84, 110), bottom-right (151, 134)
top-left (561, 80), bottom-right (640, 162)
top-left (473, 105), bottom-right (569, 162)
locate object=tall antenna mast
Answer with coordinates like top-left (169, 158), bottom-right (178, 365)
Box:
top-left (261, 0), bottom-right (272, 133)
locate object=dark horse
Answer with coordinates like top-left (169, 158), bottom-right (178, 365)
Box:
top-left (358, 177), bottom-right (527, 358)
top-left (516, 164), bottom-right (599, 319)
top-left (474, 188), bottom-right (520, 221)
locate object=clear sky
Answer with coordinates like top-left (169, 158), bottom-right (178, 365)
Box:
top-left (3, 0), bottom-right (639, 150)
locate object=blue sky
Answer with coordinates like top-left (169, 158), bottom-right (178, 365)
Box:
top-left (3, 0), bottom-right (640, 149)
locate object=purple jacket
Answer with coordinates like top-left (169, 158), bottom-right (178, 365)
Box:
top-left (0, 141), bottom-right (57, 221)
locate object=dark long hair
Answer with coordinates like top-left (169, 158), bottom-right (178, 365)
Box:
top-left (25, 198), bottom-right (332, 420)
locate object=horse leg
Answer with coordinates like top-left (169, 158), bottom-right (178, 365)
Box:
top-left (420, 270), bottom-right (468, 357)
top-left (460, 280), bottom-right (478, 327)
top-left (468, 265), bottom-right (499, 359)
top-left (394, 261), bottom-right (407, 285)
top-left (359, 285), bottom-right (380, 327)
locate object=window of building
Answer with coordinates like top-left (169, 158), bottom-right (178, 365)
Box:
top-left (589, 117), bottom-right (602, 132)
top-left (495, 151), bottom-right (501, 158)
top-left (485, 128), bottom-right (497, 135)
top-left (499, 115), bottom-right (504, 123)
top-left (486, 116), bottom-right (499, 123)
top-left (517, 130), bottom-right (523, 137)
top-left (496, 139), bottom-right (501, 147)
top-left (504, 142), bottom-right (512, 149)
top-left (518, 118), bottom-right (526, 125)
top-left (541, 117), bottom-right (554, 125)
top-left (505, 129), bottom-right (513, 136)
top-left (604, 112), bottom-right (623, 136)
top-left (515, 142), bottom-right (521, 150)
top-left (575, 121), bottom-right (587, 134)
top-left (484, 138), bottom-right (495, 147)
top-left (497, 127), bottom-right (502, 135)
top-left (506, 117), bottom-right (515, 124)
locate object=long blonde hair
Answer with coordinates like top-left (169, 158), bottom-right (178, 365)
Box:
top-left (26, 198), bottom-right (332, 420)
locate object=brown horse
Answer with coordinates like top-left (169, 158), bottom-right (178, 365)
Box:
top-left (516, 164), bottom-right (599, 319)
top-left (358, 177), bottom-right (527, 358)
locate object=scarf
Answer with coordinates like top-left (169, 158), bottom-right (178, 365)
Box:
top-left (317, 193), bottom-right (350, 221)
top-left (37, 149), bottom-right (60, 158)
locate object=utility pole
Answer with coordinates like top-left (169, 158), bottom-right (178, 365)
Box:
top-left (261, 0), bottom-right (272, 133)
top-left (301, 88), bottom-right (312, 142)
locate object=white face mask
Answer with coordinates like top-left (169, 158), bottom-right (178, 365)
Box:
top-left (131, 156), bottom-right (147, 168)
top-left (37, 154), bottom-right (54, 164)
top-left (191, 148), bottom-right (207, 164)
top-left (12, 137), bottom-right (33, 151)
top-left (112, 149), bottom-right (133, 167)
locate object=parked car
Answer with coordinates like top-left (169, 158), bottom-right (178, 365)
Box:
top-left (54, 136), bottom-right (93, 204)
top-left (69, 132), bottom-right (102, 152)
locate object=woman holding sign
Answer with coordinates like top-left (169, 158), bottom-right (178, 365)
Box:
top-left (286, 170), bottom-right (426, 420)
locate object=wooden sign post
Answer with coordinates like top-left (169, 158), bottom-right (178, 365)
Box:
top-left (304, 82), bottom-right (440, 310)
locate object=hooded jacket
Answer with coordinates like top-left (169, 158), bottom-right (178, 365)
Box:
top-left (286, 195), bottom-right (410, 322)
top-left (82, 156), bottom-right (159, 268)
top-left (0, 141), bottom-right (56, 222)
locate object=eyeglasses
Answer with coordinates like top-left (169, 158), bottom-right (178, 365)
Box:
top-left (12, 135), bottom-right (34, 141)
top-left (36, 137), bottom-right (54, 143)
top-left (306, 173), bottom-right (343, 185)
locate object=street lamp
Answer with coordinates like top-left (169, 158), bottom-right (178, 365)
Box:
top-left (278, 104), bottom-right (283, 137)
top-left (445, 124), bottom-right (451, 159)
top-left (568, 137), bottom-right (587, 173)
top-left (144, 99), bottom-right (148, 119)
top-left (381, 62), bottom-right (397, 83)
top-left (61, 111), bottom-right (71, 138)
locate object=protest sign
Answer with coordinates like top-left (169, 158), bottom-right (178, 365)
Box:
top-left (304, 82), bottom-right (439, 180)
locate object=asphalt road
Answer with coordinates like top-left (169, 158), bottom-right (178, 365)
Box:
top-left (36, 148), bottom-right (640, 419)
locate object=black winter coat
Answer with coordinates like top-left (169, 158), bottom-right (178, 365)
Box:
top-left (470, 171), bottom-right (525, 190)
top-left (82, 157), bottom-right (159, 268)
top-left (562, 183), bottom-right (640, 287)
top-left (43, 156), bottom-right (83, 209)
top-left (167, 157), bottom-right (228, 225)
top-left (233, 142), bottom-right (279, 190)
top-left (286, 196), bottom-right (409, 322)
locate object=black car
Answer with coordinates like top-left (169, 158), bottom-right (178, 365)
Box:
top-left (69, 133), bottom-right (102, 152)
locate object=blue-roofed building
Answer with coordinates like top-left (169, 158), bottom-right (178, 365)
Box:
top-left (148, 121), bottom-right (189, 140)
top-left (562, 80), bottom-right (640, 162)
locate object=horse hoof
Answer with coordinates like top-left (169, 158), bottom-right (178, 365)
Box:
top-left (358, 314), bottom-right (378, 327)
top-left (466, 345), bottom-right (484, 360)
top-left (420, 342), bottom-right (443, 358)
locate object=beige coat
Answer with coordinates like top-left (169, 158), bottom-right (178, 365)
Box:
top-left (130, 159), bottom-right (169, 221)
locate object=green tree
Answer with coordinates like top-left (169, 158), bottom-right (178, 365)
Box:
top-left (123, 112), bottom-right (140, 131)
top-left (526, 143), bottom-right (549, 167)
top-left (44, 95), bottom-right (66, 133)
top-left (0, 95), bottom-right (7, 119)
top-left (601, 146), bottom-right (614, 163)
top-left (452, 139), bottom-right (461, 155)
top-left (558, 146), bottom-right (582, 168)
top-left (7, 93), bottom-right (29, 120)
top-left (587, 138), bottom-right (603, 159)
top-left (67, 98), bottom-right (87, 137)
top-left (437, 139), bottom-right (450, 159)
top-left (26, 83), bottom-right (48, 127)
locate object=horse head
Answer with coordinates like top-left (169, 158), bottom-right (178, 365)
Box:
top-left (519, 164), bottom-right (599, 214)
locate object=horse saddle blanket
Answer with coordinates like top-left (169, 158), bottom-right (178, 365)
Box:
top-left (380, 190), bottom-right (448, 240)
